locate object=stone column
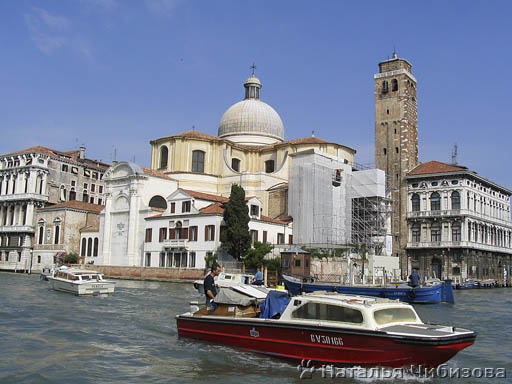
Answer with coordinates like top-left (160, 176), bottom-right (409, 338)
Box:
top-left (26, 203), bottom-right (34, 227)
top-left (0, 205), bottom-right (5, 226)
top-left (126, 186), bottom-right (139, 266)
top-left (29, 171), bottom-right (37, 194)
top-left (101, 193), bottom-right (112, 265)
top-left (41, 173), bottom-right (48, 195)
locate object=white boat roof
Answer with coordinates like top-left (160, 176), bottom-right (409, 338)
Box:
top-left (58, 268), bottom-right (100, 275)
top-left (295, 292), bottom-right (412, 309)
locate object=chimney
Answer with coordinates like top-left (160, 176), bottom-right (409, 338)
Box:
top-left (79, 146), bottom-right (85, 160)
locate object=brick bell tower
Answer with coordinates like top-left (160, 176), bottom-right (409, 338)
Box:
top-left (374, 52), bottom-right (419, 276)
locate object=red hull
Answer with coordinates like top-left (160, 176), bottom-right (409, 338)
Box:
top-left (176, 316), bottom-right (475, 368)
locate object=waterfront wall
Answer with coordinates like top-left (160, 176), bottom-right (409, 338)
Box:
top-left (74, 265), bottom-right (205, 282)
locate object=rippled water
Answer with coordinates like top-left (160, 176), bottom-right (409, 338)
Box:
top-left (0, 273), bottom-right (510, 383)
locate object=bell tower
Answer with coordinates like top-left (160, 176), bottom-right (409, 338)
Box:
top-left (374, 53), bottom-right (419, 275)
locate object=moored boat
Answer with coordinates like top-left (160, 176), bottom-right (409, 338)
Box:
top-left (47, 267), bottom-right (115, 296)
top-left (193, 272), bottom-right (255, 294)
top-left (176, 289), bottom-right (475, 368)
top-left (282, 274), bottom-right (454, 304)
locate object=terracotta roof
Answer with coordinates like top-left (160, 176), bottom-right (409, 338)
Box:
top-left (151, 130), bottom-right (222, 144)
top-left (283, 137), bottom-right (330, 145)
top-left (38, 201), bottom-right (104, 213)
top-left (2, 145), bottom-right (110, 171)
top-left (199, 203), bottom-right (225, 214)
top-left (142, 167), bottom-right (173, 180)
top-left (267, 183), bottom-right (288, 191)
top-left (181, 189), bottom-right (229, 203)
top-left (408, 161), bottom-right (468, 176)
top-left (146, 213), bottom-right (163, 219)
top-left (199, 203), bottom-right (289, 225)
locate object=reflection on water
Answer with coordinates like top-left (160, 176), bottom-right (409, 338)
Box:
top-left (0, 273), bottom-right (510, 384)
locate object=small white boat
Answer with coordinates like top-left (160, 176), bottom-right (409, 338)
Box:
top-left (47, 267), bottom-right (115, 296)
top-left (193, 272), bottom-right (255, 294)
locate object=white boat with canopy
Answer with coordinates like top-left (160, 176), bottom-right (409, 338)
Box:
top-left (47, 267), bottom-right (115, 296)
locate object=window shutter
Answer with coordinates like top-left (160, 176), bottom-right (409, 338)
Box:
top-left (211, 225), bottom-right (215, 241)
top-left (171, 203), bottom-right (175, 214)
top-left (182, 226), bottom-right (188, 239)
top-left (170, 228), bottom-right (176, 239)
top-left (263, 231), bottom-right (267, 243)
top-left (205, 226), bottom-right (208, 241)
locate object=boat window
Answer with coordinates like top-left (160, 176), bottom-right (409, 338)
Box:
top-left (373, 308), bottom-right (418, 325)
top-left (292, 302), bottom-right (363, 324)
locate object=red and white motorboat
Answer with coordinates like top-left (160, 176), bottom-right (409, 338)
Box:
top-left (176, 289), bottom-right (476, 368)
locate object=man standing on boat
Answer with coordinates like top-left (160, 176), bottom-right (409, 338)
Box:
top-left (409, 269), bottom-right (420, 288)
top-left (253, 267), bottom-right (264, 286)
top-left (204, 264), bottom-right (221, 309)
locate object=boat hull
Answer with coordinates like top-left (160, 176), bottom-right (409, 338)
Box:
top-left (176, 315), bottom-right (474, 368)
top-left (48, 278), bottom-right (115, 296)
top-left (283, 276), bottom-right (454, 304)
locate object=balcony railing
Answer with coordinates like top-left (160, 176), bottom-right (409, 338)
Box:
top-left (0, 193), bottom-right (49, 202)
top-left (407, 209), bottom-right (512, 226)
top-left (0, 225), bottom-right (35, 233)
top-left (163, 239), bottom-right (188, 248)
top-left (406, 240), bottom-right (512, 254)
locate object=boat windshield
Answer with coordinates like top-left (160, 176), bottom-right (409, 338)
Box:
top-left (373, 308), bottom-right (418, 325)
top-left (292, 302), bottom-right (363, 324)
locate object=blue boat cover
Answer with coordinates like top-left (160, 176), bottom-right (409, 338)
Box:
top-left (260, 290), bottom-right (290, 319)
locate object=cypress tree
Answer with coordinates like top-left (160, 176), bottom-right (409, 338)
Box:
top-left (220, 184), bottom-right (251, 260)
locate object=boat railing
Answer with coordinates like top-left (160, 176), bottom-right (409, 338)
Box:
top-left (289, 273), bottom-right (393, 286)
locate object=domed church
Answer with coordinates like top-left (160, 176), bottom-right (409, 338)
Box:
top-left (149, 72), bottom-right (355, 219)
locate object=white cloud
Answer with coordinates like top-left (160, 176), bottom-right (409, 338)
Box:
top-left (144, 0), bottom-right (182, 17)
top-left (24, 7), bottom-right (95, 63)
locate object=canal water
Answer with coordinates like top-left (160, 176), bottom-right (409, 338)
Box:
top-left (0, 273), bottom-right (510, 384)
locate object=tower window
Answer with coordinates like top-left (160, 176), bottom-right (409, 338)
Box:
top-left (396, 147), bottom-right (399, 154)
top-left (159, 146), bottom-right (168, 169)
top-left (382, 80), bottom-right (389, 93)
top-left (387, 109), bottom-right (390, 115)
top-left (392, 79), bottom-right (398, 91)
top-left (383, 148), bottom-right (387, 155)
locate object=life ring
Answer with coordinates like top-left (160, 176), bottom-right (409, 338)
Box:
top-left (407, 289), bottom-right (416, 300)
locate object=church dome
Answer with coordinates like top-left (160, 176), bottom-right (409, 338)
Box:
top-left (218, 74), bottom-right (284, 145)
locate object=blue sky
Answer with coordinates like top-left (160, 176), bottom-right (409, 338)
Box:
top-left (1, 0), bottom-right (511, 189)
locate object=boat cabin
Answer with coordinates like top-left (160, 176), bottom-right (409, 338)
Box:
top-left (53, 269), bottom-right (105, 282)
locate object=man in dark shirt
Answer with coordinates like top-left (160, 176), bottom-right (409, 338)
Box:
top-left (204, 264), bottom-right (221, 307)
top-left (409, 269), bottom-right (420, 288)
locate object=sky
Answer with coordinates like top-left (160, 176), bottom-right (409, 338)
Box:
top-left (1, 0), bottom-right (511, 189)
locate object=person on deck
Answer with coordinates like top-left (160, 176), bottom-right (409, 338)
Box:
top-left (204, 264), bottom-right (221, 309)
top-left (253, 267), bottom-right (264, 286)
top-left (409, 269), bottom-right (420, 288)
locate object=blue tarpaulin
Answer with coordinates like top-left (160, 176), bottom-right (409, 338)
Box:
top-left (260, 290), bottom-right (290, 319)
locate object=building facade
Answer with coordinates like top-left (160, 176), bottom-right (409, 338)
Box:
top-left (374, 53), bottom-right (419, 276)
top-left (33, 201), bottom-right (103, 271)
top-left (405, 161), bottom-right (512, 284)
top-left (0, 146), bottom-right (108, 271)
top-left (143, 189), bottom-right (292, 270)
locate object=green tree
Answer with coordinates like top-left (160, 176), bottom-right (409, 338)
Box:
top-left (220, 184), bottom-right (251, 260)
top-left (243, 241), bottom-right (273, 269)
top-left (204, 253), bottom-right (218, 269)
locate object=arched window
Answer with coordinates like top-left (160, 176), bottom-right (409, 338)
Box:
top-left (60, 186), bottom-right (66, 201)
top-left (391, 79), bottom-right (398, 91)
top-left (431, 223), bottom-right (441, 242)
top-left (265, 160), bottom-right (275, 174)
top-left (452, 223), bottom-right (461, 241)
top-left (412, 223), bottom-right (421, 242)
top-left (411, 194), bottom-right (420, 212)
top-left (382, 80), bottom-right (389, 93)
top-left (430, 192), bottom-right (441, 211)
top-left (87, 238), bottom-right (92, 257)
top-left (54, 225), bottom-right (60, 244)
top-left (38, 225), bottom-right (44, 245)
top-left (69, 189), bottom-right (76, 201)
top-left (36, 174), bottom-right (43, 194)
top-left (81, 238), bottom-right (87, 256)
top-left (231, 158), bottom-right (240, 172)
top-left (93, 238), bottom-right (99, 257)
top-left (149, 195), bottom-right (167, 210)
top-left (451, 191), bottom-right (460, 210)
top-left (191, 150), bottom-right (205, 173)
top-left (160, 146), bottom-right (168, 169)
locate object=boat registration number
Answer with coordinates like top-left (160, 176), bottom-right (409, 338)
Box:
top-left (91, 284), bottom-right (103, 289)
top-left (310, 334), bottom-right (344, 346)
